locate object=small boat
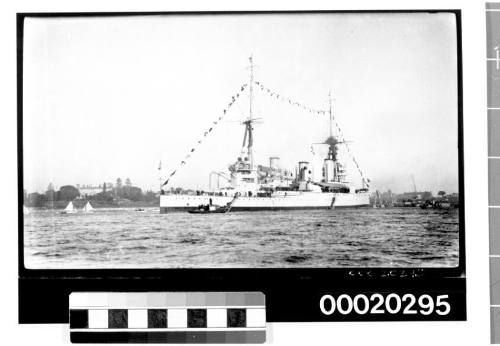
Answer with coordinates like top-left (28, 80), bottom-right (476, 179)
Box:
top-left (135, 208), bottom-right (146, 212)
top-left (23, 205), bottom-right (30, 215)
top-left (434, 201), bottom-right (452, 209)
top-left (83, 201), bottom-right (94, 212)
top-left (420, 201), bottom-right (431, 209)
top-left (61, 201), bottom-right (77, 214)
top-left (188, 205), bottom-right (229, 214)
top-left (188, 195), bottom-right (238, 214)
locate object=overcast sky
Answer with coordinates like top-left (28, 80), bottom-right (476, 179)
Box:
top-left (23, 12), bottom-right (459, 194)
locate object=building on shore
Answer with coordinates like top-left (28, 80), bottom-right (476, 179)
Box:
top-left (76, 183), bottom-right (114, 197)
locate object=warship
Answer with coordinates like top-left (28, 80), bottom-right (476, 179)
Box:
top-left (160, 58), bottom-right (370, 213)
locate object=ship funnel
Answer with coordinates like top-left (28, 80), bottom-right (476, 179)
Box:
top-left (324, 158), bottom-right (335, 182)
top-left (298, 161), bottom-right (311, 181)
top-left (311, 143), bottom-right (330, 183)
top-left (269, 156), bottom-right (280, 170)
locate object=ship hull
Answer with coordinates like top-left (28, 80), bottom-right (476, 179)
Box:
top-left (160, 192), bottom-right (370, 213)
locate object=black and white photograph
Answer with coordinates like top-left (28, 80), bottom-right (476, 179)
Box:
top-left (22, 12), bottom-right (460, 269)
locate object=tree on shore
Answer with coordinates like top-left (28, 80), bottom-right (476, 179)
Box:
top-left (114, 178), bottom-right (122, 198)
top-left (127, 186), bottom-right (143, 201)
top-left (421, 191), bottom-right (433, 200)
top-left (27, 192), bottom-right (45, 207)
top-left (45, 183), bottom-right (55, 204)
top-left (123, 177), bottom-right (132, 195)
top-left (57, 185), bottom-right (80, 201)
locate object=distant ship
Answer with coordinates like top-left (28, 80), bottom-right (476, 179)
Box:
top-left (160, 58), bottom-right (370, 213)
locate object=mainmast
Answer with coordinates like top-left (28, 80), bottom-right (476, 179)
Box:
top-left (325, 91), bottom-right (338, 161)
top-left (249, 56), bottom-right (254, 124)
top-left (328, 91), bottom-right (333, 138)
top-left (248, 56), bottom-right (254, 170)
top-left (158, 161), bottom-right (162, 192)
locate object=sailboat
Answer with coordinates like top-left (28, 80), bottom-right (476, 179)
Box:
top-left (23, 205), bottom-right (30, 215)
top-left (83, 201), bottom-right (94, 212)
top-left (61, 201), bottom-right (77, 214)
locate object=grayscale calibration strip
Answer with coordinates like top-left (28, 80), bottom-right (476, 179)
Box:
top-left (487, 3), bottom-right (500, 344)
top-left (69, 292), bottom-right (266, 344)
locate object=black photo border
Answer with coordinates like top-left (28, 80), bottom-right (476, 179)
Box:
top-left (17, 10), bottom-right (465, 323)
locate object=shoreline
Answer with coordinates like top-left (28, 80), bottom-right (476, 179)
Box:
top-left (25, 200), bottom-right (158, 210)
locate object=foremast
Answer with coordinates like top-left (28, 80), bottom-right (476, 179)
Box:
top-left (229, 56), bottom-right (261, 194)
top-left (241, 56), bottom-right (256, 171)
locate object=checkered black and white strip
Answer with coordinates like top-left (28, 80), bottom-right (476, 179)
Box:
top-left (69, 292), bottom-right (266, 343)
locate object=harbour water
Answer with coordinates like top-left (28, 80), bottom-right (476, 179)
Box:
top-left (24, 208), bottom-right (459, 269)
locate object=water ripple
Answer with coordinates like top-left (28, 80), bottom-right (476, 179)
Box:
top-left (23, 207), bottom-right (459, 269)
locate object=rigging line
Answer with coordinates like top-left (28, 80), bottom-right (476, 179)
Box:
top-left (253, 80), bottom-right (370, 186)
top-left (161, 83), bottom-right (248, 187)
top-left (254, 80), bottom-right (327, 115)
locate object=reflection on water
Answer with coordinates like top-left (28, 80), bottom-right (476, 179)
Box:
top-left (24, 207), bottom-right (459, 269)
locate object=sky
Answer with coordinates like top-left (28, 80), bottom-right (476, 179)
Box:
top-left (23, 12), bottom-right (459, 194)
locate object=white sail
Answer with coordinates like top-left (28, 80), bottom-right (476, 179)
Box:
top-left (23, 206), bottom-right (30, 214)
top-left (83, 201), bottom-right (94, 212)
top-left (64, 201), bottom-right (75, 212)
